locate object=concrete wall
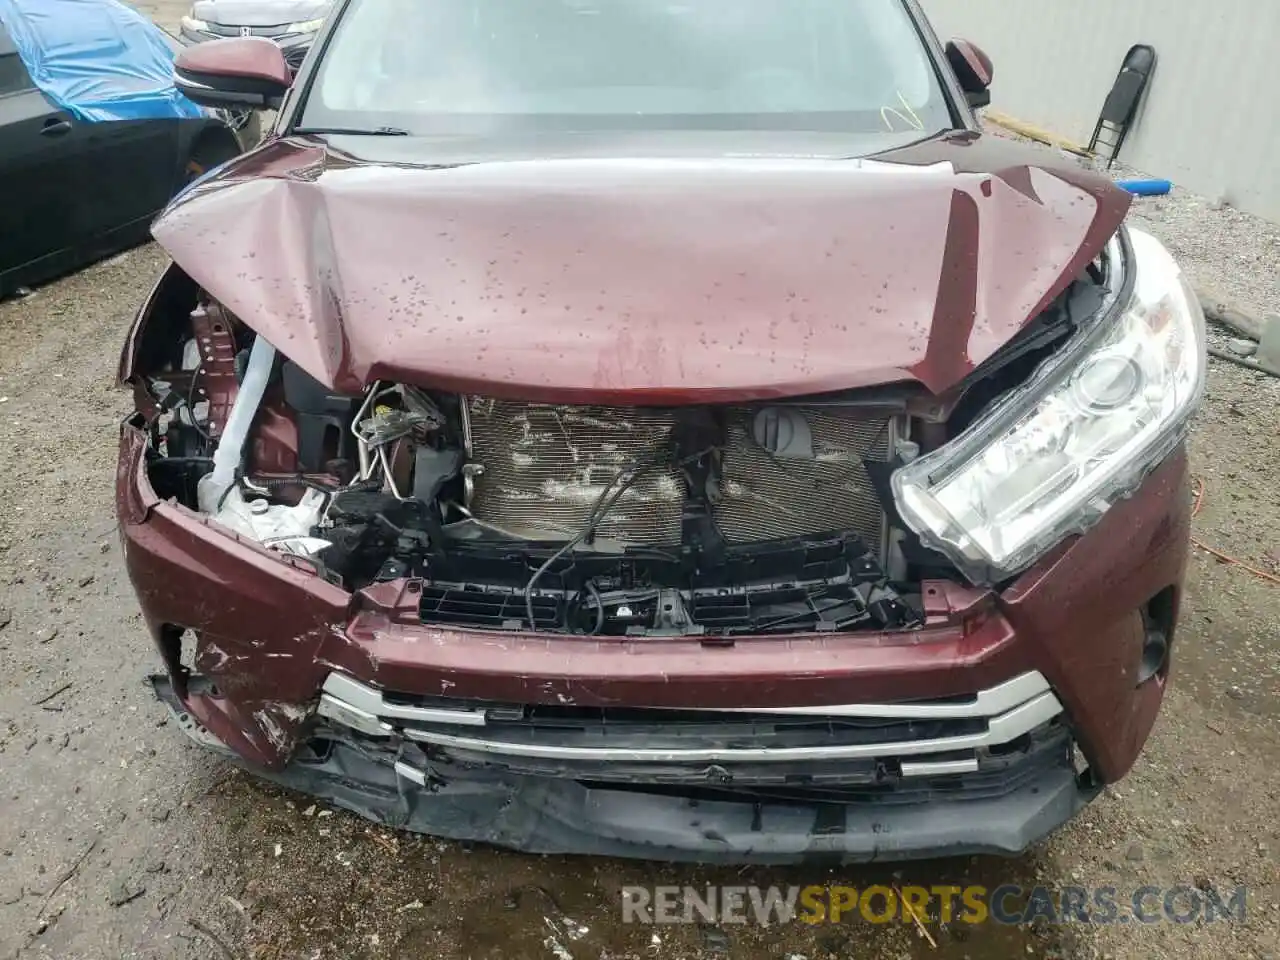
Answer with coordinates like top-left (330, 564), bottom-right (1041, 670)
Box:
top-left (921, 0), bottom-right (1280, 223)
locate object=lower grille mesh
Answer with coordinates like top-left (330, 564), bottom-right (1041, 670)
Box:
top-left (466, 398), bottom-right (891, 551)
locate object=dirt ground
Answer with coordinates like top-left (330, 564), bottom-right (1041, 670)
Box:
top-left (0, 4), bottom-right (1278, 958)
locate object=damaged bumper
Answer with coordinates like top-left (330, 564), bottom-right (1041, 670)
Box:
top-left (153, 672), bottom-right (1089, 862)
top-left (119, 416), bottom-right (1190, 862)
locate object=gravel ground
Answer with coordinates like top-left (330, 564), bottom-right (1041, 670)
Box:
top-left (0, 9), bottom-right (1277, 955)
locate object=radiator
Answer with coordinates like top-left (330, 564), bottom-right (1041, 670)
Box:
top-left (465, 398), bottom-right (891, 553)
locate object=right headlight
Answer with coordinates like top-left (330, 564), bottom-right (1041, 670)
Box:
top-left (181, 14), bottom-right (210, 32)
top-left (891, 226), bottom-right (1206, 585)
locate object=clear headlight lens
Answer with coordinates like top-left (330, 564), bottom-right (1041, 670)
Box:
top-left (181, 14), bottom-right (210, 31)
top-left (891, 227), bottom-right (1205, 585)
top-left (287, 18), bottom-right (326, 33)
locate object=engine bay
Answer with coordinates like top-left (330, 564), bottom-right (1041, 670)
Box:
top-left (128, 248), bottom-right (1111, 638)
top-left (136, 299), bottom-right (929, 636)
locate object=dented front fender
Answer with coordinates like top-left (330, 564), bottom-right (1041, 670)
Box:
top-left (119, 418), bottom-right (350, 768)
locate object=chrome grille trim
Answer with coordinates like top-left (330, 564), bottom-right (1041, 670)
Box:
top-left (202, 22), bottom-right (300, 37)
top-left (397, 692), bottom-right (1063, 763)
top-left (317, 670), bottom-right (1063, 765)
top-left (679, 671), bottom-right (1051, 719)
top-left (900, 757), bottom-right (982, 777)
top-left (319, 672), bottom-right (487, 731)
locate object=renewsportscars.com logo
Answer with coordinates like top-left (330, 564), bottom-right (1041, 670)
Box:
top-left (621, 884), bottom-right (1248, 927)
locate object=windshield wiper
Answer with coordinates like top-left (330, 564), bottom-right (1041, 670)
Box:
top-left (294, 126), bottom-right (412, 136)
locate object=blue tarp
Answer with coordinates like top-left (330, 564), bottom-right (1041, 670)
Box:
top-left (0, 0), bottom-right (206, 121)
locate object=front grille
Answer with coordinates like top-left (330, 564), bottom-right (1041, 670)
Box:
top-left (203, 22), bottom-right (297, 37)
top-left (415, 530), bottom-right (911, 636)
top-left (419, 583), bottom-right (561, 630)
top-left (466, 398), bottom-right (892, 552)
top-left (316, 671), bottom-right (1068, 792)
top-left (689, 581), bottom-right (871, 633)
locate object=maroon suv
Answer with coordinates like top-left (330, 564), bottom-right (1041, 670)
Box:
top-left (117, 0), bottom-right (1205, 862)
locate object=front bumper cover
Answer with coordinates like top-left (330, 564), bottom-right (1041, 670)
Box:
top-left (119, 416), bottom-right (1190, 862)
top-left (152, 674), bottom-right (1094, 863)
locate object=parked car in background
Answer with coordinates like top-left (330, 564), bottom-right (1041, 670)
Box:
top-left (179, 1), bottom-right (331, 75)
top-left (120, 0), bottom-right (1205, 864)
top-left (0, 0), bottom-right (242, 299)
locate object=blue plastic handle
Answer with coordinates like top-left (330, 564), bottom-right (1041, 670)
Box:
top-left (1115, 179), bottom-right (1173, 196)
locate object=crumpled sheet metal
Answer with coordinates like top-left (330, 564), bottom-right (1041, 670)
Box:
top-left (0, 0), bottom-right (206, 121)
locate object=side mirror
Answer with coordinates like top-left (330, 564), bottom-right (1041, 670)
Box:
top-left (945, 39), bottom-right (993, 109)
top-left (174, 37), bottom-right (292, 111)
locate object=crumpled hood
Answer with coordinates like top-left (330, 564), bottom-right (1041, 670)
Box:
top-left (192, 0), bottom-right (329, 27)
top-left (152, 135), bottom-right (1129, 403)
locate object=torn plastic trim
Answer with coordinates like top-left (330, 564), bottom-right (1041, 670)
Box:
top-left (320, 672), bottom-right (487, 734)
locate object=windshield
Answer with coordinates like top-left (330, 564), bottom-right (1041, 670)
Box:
top-left (299, 0), bottom-right (952, 136)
